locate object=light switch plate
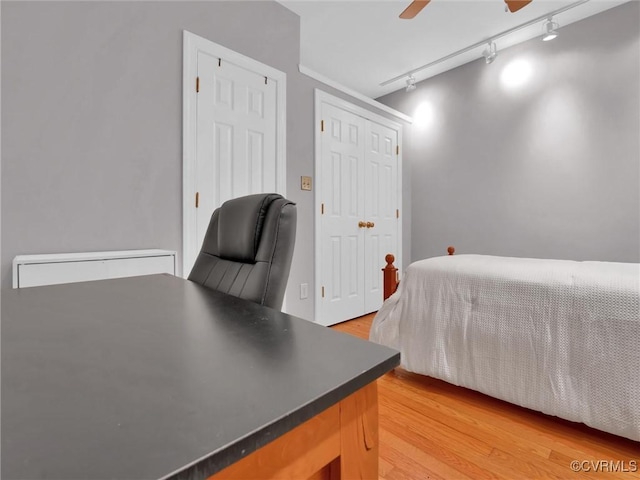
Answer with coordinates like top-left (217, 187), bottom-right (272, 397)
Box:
top-left (301, 176), bottom-right (312, 191)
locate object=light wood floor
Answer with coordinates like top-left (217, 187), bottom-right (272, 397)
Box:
top-left (332, 314), bottom-right (640, 480)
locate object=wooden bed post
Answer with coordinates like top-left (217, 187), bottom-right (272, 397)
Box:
top-left (383, 254), bottom-right (398, 301)
top-left (383, 247), bottom-right (455, 301)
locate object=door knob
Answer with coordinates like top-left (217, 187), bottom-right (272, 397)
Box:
top-left (366, 222), bottom-right (375, 228)
top-left (358, 221), bottom-right (367, 228)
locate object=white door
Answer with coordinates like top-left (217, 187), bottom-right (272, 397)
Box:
top-left (364, 121), bottom-right (398, 313)
top-left (320, 103), bottom-right (366, 322)
top-left (195, 51), bottom-right (277, 252)
top-left (316, 92), bottom-right (401, 326)
top-left (183, 31), bottom-right (286, 276)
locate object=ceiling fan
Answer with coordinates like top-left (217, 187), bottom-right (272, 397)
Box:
top-left (399, 0), bottom-right (533, 19)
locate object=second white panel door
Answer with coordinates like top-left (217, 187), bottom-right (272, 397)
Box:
top-left (364, 121), bottom-right (398, 313)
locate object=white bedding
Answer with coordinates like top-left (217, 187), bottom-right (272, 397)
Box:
top-left (370, 255), bottom-right (640, 441)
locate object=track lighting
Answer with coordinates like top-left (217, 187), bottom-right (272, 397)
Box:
top-left (542, 17), bottom-right (559, 41)
top-left (381, 0), bottom-right (587, 90)
top-left (483, 42), bottom-right (497, 64)
top-left (405, 75), bottom-right (417, 92)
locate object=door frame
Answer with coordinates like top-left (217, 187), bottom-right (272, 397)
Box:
top-left (182, 31), bottom-right (286, 277)
top-left (314, 89), bottom-right (403, 326)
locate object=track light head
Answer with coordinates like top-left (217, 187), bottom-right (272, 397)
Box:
top-left (406, 75), bottom-right (417, 92)
top-left (542, 18), bottom-right (559, 41)
top-left (482, 42), bottom-right (497, 64)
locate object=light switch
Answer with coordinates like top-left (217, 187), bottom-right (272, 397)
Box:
top-left (301, 176), bottom-right (312, 191)
top-left (300, 283), bottom-right (308, 299)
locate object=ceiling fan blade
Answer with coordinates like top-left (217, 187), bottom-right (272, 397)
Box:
top-left (399, 0), bottom-right (431, 19)
top-left (504, 0), bottom-right (533, 13)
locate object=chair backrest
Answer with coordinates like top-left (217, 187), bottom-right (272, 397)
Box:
top-left (188, 193), bottom-right (297, 311)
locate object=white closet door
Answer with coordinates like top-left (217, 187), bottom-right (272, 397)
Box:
top-left (316, 91), bottom-right (401, 326)
top-left (320, 103), bottom-right (366, 322)
top-left (364, 121), bottom-right (398, 313)
top-left (195, 51), bottom-right (277, 257)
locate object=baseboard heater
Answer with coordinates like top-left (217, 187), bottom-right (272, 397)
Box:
top-left (13, 249), bottom-right (177, 289)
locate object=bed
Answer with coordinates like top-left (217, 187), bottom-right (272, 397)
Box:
top-left (370, 252), bottom-right (640, 442)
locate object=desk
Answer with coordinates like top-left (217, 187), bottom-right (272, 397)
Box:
top-left (1, 275), bottom-right (399, 479)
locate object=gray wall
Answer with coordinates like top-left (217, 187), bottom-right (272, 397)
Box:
top-left (1, 1), bottom-right (409, 320)
top-left (378, 2), bottom-right (640, 263)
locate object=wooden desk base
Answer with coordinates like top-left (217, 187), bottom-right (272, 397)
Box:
top-left (210, 382), bottom-right (378, 480)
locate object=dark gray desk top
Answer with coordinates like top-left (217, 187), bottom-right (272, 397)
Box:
top-left (1, 275), bottom-right (399, 480)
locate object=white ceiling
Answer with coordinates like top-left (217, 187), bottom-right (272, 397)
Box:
top-left (279, 0), bottom-right (630, 98)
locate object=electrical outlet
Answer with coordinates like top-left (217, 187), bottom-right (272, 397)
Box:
top-left (300, 283), bottom-right (308, 299)
top-left (301, 176), bottom-right (312, 191)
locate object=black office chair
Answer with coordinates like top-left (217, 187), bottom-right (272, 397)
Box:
top-left (188, 193), bottom-right (297, 311)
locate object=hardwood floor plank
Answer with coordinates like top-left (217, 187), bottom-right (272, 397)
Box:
top-left (379, 392), bottom-right (494, 457)
top-left (381, 416), bottom-right (499, 480)
top-left (381, 400), bottom-right (586, 480)
top-left (379, 433), bottom-right (454, 480)
top-left (385, 370), bottom-right (639, 463)
top-left (384, 466), bottom-right (436, 480)
top-left (488, 447), bottom-right (570, 480)
top-left (380, 376), bottom-right (554, 461)
top-left (332, 314), bottom-right (640, 480)
top-left (388, 367), bottom-right (640, 459)
top-left (379, 456), bottom-right (395, 478)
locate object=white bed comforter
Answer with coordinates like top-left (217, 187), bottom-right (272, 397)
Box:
top-left (370, 255), bottom-right (640, 441)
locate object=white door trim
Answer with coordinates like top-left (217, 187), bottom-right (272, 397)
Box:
top-left (314, 89), bottom-right (403, 326)
top-left (299, 65), bottom-right (413, 124)
top-left (182, 30), bottom-right (286, 277)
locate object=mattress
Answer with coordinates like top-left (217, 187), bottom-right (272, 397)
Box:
top-left (370, 254), bottom-right (640, 441)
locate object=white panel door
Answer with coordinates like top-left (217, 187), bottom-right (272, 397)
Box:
top-left (195, 51), bottom-right (277, 252)
top-left (320, 103), bottom-right (366, 322)
top-left (183, 31), bottom-right (286, 278)
top-left (364, 121), bottom-right (398, 313)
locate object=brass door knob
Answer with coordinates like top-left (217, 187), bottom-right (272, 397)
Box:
top-left (358, 221), bottom-right (367, 228)
top-left (366, 221), bottom-right (375, 228)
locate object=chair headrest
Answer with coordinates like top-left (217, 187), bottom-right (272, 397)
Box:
top-left (218, 193), bottom-right (284, 262)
